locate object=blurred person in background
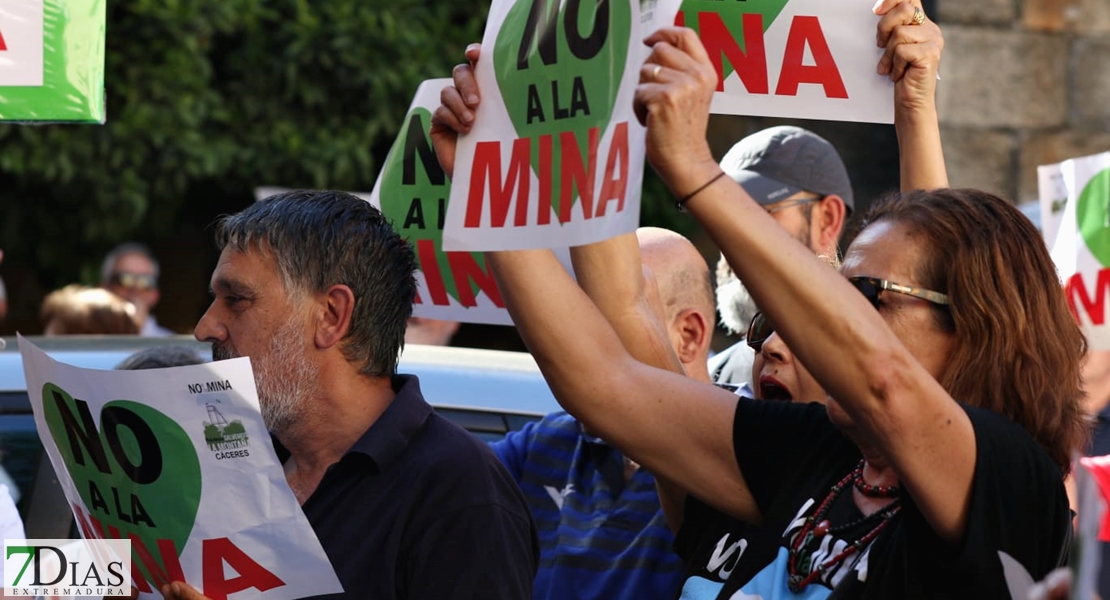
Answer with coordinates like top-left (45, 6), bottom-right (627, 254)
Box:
top-left (41, 284), bottom-right (139, 335)
top-left (100, 242), bottom-right (175, 336)
top-left (116, 345), bottom-right (207, 370)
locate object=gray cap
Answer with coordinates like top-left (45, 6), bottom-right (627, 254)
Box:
top-left (719, 126), bottom-right (853, 210)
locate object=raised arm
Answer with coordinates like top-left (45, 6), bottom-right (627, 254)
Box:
top-left (570, 236), bottom-right (684, 378)
top-left (875, 0), bottom-right (948, 190)
top-left (570, 235), bottom-right (693, 531)
top-left (488, 249), bottom-right (758, 522)
top-left (431, 53), bottom-right (759, 524)
top-left (637, 21), bottom-right (977, 544)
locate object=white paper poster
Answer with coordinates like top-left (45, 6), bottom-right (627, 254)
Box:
top-left (1038, 151), bottom-right (1110, 350)
top-left (680, 0), bottom-right (893, 123)
top-left (0, 0), bottom-right (45, 86)
top-left (20, 336), bottom-right (343, 600)
top-left (443, 0), bottom-right (683, 251)
top-left (366, 79), bottom-right (515, 325)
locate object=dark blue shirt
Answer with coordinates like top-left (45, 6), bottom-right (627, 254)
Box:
top-left (489, 412), bottom-right (683, 600)
top-left (276, 374), bottom-right (538, 599)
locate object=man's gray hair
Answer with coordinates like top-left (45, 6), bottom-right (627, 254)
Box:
top-left (215, 190), bottom-right (417, 378)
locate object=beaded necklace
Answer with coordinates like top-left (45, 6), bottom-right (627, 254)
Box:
top-left (785, 466), bottom-right (902, 593)
top-left (852, 460), bottom-right (901, 498)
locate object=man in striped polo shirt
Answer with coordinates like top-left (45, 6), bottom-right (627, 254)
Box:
top-left (490, 227), bottom-right (715, 600)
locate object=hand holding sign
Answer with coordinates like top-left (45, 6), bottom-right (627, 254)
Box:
top-left (441, 0), bottom-right (682, 252)
top-left (870, 0), bottom-right (946, 189)
top-left (430, 44), bottom-right (484, 179)
top-left (162, 581), bottom-right (211, 600)
top-left (873, 1), bottom-right (942, 115)
top-left (635, 27), bottom-right (719, 195)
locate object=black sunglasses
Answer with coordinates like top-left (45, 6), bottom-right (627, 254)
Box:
top-left (746, 312), bottom-right (773, 354)
top-left (745, 278), bottom-right (949, 354)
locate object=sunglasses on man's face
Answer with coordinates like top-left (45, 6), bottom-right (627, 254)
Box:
top-left (744, 278), bottom-right (949, 354)
top-left (110, 272), bottom-right (158, 291)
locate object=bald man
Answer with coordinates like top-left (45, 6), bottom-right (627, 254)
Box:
top-left (489, 227), bottom-right (714, 600)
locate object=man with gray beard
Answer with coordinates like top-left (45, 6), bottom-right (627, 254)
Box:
top-left (708, 127), bottom-right (852, 392)
top-left (171, 190), bottom-right (538, 600)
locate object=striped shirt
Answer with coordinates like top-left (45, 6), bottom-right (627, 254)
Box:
top-left (490, 412), bottom-right (684, 600)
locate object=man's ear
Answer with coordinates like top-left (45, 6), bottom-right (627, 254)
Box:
top-left (315, 284), bottom-right (355, 349)
top-left (812, 194), bottom-right (848, 257)
top-left (673, 308), bottom-right (712, 365)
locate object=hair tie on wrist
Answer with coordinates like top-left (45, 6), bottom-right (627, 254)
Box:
top-left (676, 171), bottom-right (727, 212)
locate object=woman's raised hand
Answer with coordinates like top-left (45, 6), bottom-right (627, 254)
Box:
top-left (874, 0), bottom-right (944, 115)
top-left (633, 27), bottom-right (720, 194)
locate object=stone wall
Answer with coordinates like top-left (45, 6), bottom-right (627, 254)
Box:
top-left (938, 0), bottom-right (1110, 204)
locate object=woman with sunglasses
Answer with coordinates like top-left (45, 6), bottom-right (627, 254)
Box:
top-left (747, 312), bottom-right (827, 405)
top-left (433, 2), bottom-right (1082, 597)
top-left (745, 241), bottom-right (840, 406)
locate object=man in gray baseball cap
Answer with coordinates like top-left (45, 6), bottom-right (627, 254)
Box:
top-left (710, 126), bottom-right (852, 391)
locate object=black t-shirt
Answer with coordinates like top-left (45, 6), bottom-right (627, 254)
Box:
top-left (675, 399), bottom-right (1069, 600)
top-left (273, 375), bottom-right (539, 599)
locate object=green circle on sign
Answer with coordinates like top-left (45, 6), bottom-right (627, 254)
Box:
top-left (1078, 168), bottom-right (1110, 267)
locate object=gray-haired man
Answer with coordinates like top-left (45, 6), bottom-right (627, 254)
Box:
top-left (710, 126), bottom-right (853, 393)
top-left (166, 190), bottom-right (538, 600)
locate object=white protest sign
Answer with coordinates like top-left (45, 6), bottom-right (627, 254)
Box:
top-left (443, 0), bottom-right (682, 251)
top-left (366, 79), bottom-right (514, 325)
top-left (1038, 151), bottom-right (1110, 350)
top-left (679, 0), bottom-right (893, 123)
top-left (20, 336), bottom-right (343, 600)
top-left (0, 0), bottom-right (44, 86)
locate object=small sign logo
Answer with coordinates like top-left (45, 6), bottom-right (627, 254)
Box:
top-left (3, 538), bottom-right (131, 597)
top-left (203, 402), bottom-right (251, 460)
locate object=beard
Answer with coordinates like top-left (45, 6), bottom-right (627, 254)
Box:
top-left (715, 223), bottom-right (817, 336)
top-left (715, 275), bottom-right (758, 336)
top-left (212, 318), bottom-right (318, 434)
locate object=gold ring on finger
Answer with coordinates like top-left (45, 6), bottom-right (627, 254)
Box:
top-left (910, 6), bottom-right (925, 25)
top-left (652, 65), bottom-right (663, 81)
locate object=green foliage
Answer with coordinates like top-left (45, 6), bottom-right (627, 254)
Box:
top-left (0, 0), bottom-right (489, 280)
